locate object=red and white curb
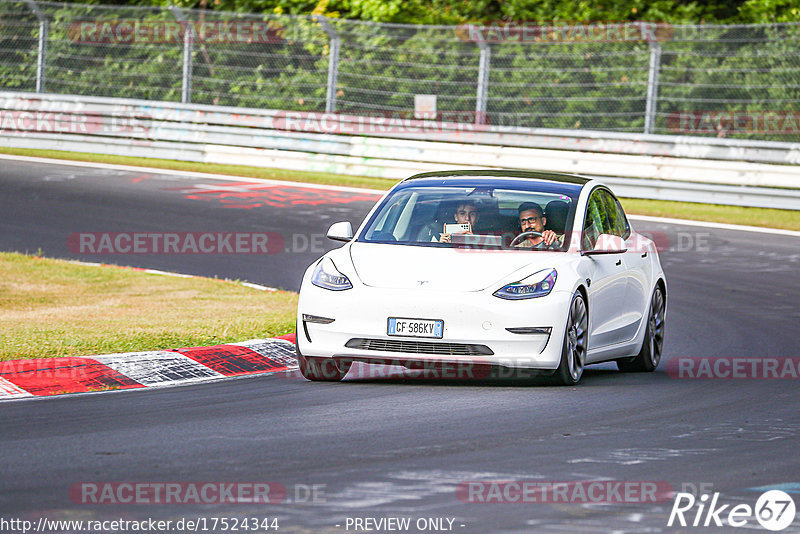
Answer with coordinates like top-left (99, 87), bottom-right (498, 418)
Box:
top-left (0, 334), bottom-right (298, 401)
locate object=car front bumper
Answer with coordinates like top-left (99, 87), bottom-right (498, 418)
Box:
top-left (297, 283), bottom-right (574, 371)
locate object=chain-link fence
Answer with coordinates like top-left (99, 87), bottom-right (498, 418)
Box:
top-left (2, 0), bottom-right (800, 141)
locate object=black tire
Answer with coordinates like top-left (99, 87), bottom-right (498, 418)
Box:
top-left (552, 291), bottom-right (588, 386)
top-left (617, 285), bottom-right (665, 373)
top-left (296, 344), bottom-right (351, 381)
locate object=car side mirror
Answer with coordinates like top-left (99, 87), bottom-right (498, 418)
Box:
top-left (582, 233), bottom-right (627, 256)
top-left (326, 221), bottom-right (353, 242)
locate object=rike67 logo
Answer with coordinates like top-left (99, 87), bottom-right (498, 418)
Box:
top-left (668, 490), bottom-right (796, 531)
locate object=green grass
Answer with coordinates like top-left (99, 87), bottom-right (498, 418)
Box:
top-left (0, 252), bottom-right (297, 360)
top-left (2, 146), bottom-right (798, 231)
top-left (620, 198), bottom-right (800, 231)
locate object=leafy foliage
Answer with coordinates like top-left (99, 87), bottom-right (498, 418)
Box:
top-left (1, 0), bottom-right (799, 140)
top-left (27, 0), bottom-right (800, 24)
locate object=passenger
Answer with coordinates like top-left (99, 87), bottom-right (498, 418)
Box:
top-left (439, 201), bottom-right (479, 243)
top-left (514, 202), bottom-right (561, 248)
top-left (417, 201), bottom-right (480, 243)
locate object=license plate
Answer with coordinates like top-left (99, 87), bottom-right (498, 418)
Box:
top-left (387, 317), bottom-right (443, 339)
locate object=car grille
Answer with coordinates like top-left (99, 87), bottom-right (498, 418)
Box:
top-left (345, 338), bottom-right (493, 356)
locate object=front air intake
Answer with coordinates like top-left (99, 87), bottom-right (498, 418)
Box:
top-left (345, 338), bottom-right (493, 356)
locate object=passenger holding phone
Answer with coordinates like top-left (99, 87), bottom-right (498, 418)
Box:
top-left (438, 201), bottom-right (479, 243)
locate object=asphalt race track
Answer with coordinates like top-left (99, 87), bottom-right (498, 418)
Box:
top-left (1, 158), bottom-right (799, 533)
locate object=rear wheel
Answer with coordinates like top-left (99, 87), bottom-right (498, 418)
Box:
top-left (617, 286), bottom-right (665, 372)
top-left (553, 291), bottom-right (588, 386)
top-left (296, 345), bottom-right (351, 381)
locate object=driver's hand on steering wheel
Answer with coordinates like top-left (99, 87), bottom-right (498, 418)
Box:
top-left (542, 230), bottom-right (558, 245)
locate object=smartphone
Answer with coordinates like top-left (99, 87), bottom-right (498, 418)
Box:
top-left (444, 223), bottom-right (471, 234)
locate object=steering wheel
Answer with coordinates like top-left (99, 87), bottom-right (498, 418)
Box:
top-left (509, 231), bottom-right (542, 247)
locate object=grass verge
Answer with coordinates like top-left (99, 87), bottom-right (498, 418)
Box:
top-left (1, 146), bottom-right (799, 231)
top-left (619, 198), bottom-right (800, 231)
top-left (0, 252), bottom-right (297, 361)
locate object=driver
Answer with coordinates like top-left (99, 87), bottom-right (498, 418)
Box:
top-left (514, 202), bottom-right (561, 248)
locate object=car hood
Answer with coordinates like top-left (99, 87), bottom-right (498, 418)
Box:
top-left (348, 242), bottom-right (563, 292)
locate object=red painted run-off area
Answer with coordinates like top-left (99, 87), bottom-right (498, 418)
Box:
top-left (0, 334), bottom-right (298, 398)
top-left (179, 182), bottom-right (381, 210)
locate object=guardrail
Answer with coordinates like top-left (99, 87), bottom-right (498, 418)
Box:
top-left (1, 91), bottom-right (799, 209)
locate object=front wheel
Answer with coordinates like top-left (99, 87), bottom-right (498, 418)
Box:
top-left (552, 291), bottom-right (588, 386)
top-left (296, 345), bottom-right (351, 381)
top-left (617, 285), bottom-right (665, 372)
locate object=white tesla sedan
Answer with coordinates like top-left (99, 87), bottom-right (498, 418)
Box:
top-left (296, 170), bottom-right (666, 385)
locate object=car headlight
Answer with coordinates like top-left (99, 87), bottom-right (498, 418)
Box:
top-left (493, 269), bottom-right (557, 300)
top-left (311, 258), bottom-right (353, 291)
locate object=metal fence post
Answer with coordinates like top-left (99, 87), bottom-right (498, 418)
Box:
top-left (170, 7), bottom-right (194, 104)
top-left (475, 41), bottom-right (490, 125)
top-left (644, 41), bottom-right (661, 135)
top-left (316, 16), bottom-right (339, 113)
top-left (23, 0), bottom-right (47, 93)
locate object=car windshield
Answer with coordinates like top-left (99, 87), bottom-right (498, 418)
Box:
top-left (359, 182), bottom-right (577, 251)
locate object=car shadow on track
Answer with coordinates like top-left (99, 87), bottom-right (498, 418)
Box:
top-left (284, 362), bottom-right (670, 388)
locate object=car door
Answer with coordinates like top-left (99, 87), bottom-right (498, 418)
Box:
top-left (608, 192), bottom-right (650, 333)
top-left (582, 188), bottom-right (630, 349)
top-left (601, 190), bottom-right (649, 342)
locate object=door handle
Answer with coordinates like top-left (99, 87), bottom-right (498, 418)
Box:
top-left (641, 252), bottom-right (648, 258)
top-left (615, 259), bottom-right (622, 266)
